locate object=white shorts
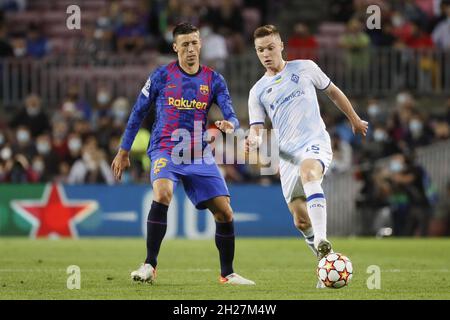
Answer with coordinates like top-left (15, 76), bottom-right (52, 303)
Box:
top-left (279, 140), bottom-right (333, 204)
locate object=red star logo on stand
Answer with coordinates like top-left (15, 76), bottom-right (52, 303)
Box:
top-left (11, 184), bottom-right (98, 238)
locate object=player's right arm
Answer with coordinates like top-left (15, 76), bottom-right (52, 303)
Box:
top-left (304, 59), bottom-right (368, 137)
top-left (324, 83), bottom-right (368, 136)
top-left (245, 87), bottom-right (266, 153)
top-left (111, 68), bottom-right (162, 181)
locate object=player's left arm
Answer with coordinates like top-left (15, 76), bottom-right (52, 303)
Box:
top-left (212, 72), bottom-right (239, 134)
top-left (324, 83), bottom-right (368, 136)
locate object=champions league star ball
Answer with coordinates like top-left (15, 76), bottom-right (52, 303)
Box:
top-left (317, 253), bottom-right (353, 289)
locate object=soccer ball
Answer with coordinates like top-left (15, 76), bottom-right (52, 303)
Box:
top-left (317, 253), bottom-right (353, 289)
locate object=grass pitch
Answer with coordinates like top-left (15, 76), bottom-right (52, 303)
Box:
top-left (0, 237), bottom-right (449, 300)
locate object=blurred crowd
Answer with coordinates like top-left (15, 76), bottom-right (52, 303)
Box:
top-left (1, 0), bottom-right (450, 61)
top-left (286, 0), bottom-right (450, 93)
top-left (0, 90), bottom-right (449, 183)
top-left (0, 89), bottom-right (124, 184)
top-left (287, 0), bottom-right (450, 59)
top-left (0, 0), bottom-right (267, 70)
top-left (354, 149), bottom-right (450, 237)
top-left (328, 91), bottom-right (450, 237)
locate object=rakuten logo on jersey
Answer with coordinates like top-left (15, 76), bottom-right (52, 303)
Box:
top-left (168, 97), bottom-right (207, 110)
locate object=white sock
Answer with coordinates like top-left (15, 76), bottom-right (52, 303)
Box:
top-left (299, 226), bottom-right (317, 256)
top-left (303, 180), bottom-right (327, 249)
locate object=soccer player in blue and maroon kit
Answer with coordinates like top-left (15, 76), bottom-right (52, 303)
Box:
top-left (111, 23), bottom-right (254, 285)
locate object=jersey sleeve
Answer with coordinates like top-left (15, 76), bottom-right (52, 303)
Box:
top-left (304, 60), bottom-right (331, 90)
top-left (248, 87), bottom-right (265, 126)
top-left (120, 67), bottom-right (162, 151)
top-left (212, 72), bottom-right (239, 131)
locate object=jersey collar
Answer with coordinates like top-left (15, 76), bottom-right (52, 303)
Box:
top-left (176, 61), bottom-right (202, 77)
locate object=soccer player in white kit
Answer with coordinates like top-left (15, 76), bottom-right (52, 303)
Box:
top-left (246, 25), bottom-right (368, 288)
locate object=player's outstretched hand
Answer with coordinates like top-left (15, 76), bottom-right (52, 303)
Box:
top-left (351, 118), bottom-right (369, 136)
top-left (215, 120), bottom-right (234, 134)
top-left (111, 149), bottom-right (131, 181)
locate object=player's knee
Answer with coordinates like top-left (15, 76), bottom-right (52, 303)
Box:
top-left (214, 208), bottom-right (233, 223)
top-left (154, 189), bottom-right (173, 205)
top-left (300, 166), bottom-right (322, 184)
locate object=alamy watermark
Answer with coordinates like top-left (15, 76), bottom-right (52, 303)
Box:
top-left (66, 265), bottom-right (81, 289)
top-left (66, 5), bottom-right (81, 30)
top-left (366, 5), bottom-right (381, 30)
top-left (164, 122), bottom-right (281, 176)
top-left (366, 265), bottom-right (381, 289)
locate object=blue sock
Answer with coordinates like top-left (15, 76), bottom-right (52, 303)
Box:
top-left (215, 220), bottom-right (235, 277)
top-left (145, 201), bottom-right (168, 268)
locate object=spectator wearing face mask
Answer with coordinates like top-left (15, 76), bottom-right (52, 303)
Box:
top-left (67, 135), bottom-right (115, 185)
top-left (390, 10), bottom-right (414, 43)
top-left (361, 125), bottom-right (401, 161)
top-left (9, 32), bottom-right (27, 57)
top-left (12, 125), bottom-right (35, 159)
top-left (66, 133), bottom-right (83, 165)
top-left (383, 152), bottom-right (435, 236)
top-left (366, 98), bottom-right (387, 124)
top-left (35, 133), bottom-right (59, 177)
top-left (90, 86), bottom-right (112, 131)
top-left (10, 94), bottom-right (50, 137)
top-left (30, 154), bottom-right (48, 182)
top-left (110, 97), bottom-right (130, 129)
top-left (405, 112), bottom-right (434, 148)
top-left (378, 153), bottom-right (411, 236)
top-left (59, 99), bottom-right (83, 124)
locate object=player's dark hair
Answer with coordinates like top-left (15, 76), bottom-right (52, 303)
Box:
top-left (253, 25), bottom-right (280, 39)
top-left (172, 22), bottom-right (199, 40)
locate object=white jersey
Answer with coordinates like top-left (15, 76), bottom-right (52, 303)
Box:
top-left (248, 60), bottom-right (331, 154)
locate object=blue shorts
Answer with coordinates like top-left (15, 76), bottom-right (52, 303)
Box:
top-left (150, 153), bottom-right (230, 210)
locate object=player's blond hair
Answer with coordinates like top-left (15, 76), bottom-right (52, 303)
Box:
top-left (253, 25), bottom-right (280, 39)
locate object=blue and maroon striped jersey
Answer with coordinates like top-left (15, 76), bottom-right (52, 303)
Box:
top-left (120, 61), bottom-right (239, 157)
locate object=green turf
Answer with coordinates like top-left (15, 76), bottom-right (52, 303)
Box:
top-left (0, 238), bottom-right (449, 299)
